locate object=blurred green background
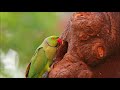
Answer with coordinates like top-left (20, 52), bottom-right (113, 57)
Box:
top-left (0, 12), bottom-right (66, 78)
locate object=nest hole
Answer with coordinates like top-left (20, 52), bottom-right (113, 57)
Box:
top-left (54, 41), bottom-right (68, 61)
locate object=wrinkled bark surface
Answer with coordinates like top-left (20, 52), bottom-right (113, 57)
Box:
top-left (49, 12), bottom-right (120, 78)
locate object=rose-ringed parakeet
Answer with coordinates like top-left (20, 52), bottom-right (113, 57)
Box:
top-left (25, 36), bottom-right (62, 78)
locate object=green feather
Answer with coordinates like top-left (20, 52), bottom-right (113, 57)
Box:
top-left (28, 47), bottom-right (48, 78)
top-left (26, 36), bottom-right (59, 78)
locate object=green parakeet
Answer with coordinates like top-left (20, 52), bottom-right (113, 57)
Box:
top-left (25, 36), bottom-right (62, 78)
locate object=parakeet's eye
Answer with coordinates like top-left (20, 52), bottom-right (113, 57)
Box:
top-left (52, 38), bottom-right (55, 40)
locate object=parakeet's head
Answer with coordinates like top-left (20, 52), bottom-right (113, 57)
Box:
top-left (45, 36), bottom-right (62, 47)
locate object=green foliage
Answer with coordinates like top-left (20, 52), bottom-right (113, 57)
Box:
top-left (0, 12), bottom-right (60, 69)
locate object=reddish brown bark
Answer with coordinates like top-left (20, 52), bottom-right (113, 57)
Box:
top-left (49, 12), bottom-right (120, 78)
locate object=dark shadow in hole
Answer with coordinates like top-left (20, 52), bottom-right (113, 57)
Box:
top-left (53, 41), bottom-right (68, 62)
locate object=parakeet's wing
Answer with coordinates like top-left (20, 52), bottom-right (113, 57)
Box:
top-left (25, 47), bottom-right (48, 78)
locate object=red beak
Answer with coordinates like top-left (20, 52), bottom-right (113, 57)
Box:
top-left (57, 38), bottom-right (63, 45)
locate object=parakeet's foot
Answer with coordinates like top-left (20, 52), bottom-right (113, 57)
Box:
top-left (42, 72), bottom-right (49, 78)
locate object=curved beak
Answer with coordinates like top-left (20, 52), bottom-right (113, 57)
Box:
top-left (57, 38), bottom-right (63, 45)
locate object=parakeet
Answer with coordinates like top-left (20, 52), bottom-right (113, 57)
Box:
top-left (25, 36), bottom-right (62, 78)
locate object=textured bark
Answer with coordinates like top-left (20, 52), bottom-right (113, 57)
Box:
top-left (49, 12), bottom-right (120, 78)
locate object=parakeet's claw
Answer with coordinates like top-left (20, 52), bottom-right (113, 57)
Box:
top-left (42, 72), bottom-right (49, 78)
top-left (51, 61), bottom-right (59, 69)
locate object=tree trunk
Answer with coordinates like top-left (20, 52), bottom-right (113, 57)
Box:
top-left (49, 12), bottom-right (120, 78)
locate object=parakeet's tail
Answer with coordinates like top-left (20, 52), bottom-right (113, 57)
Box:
top-left (25, 63), bottom-right (31, 78)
